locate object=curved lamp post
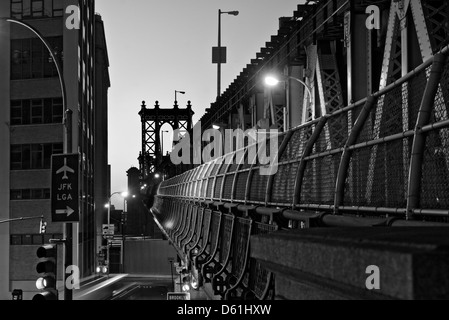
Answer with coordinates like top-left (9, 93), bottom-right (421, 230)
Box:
top-left (265, 75), bottom-right (313, 105)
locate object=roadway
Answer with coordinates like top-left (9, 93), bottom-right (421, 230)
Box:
top-left (73, 274), bottom-right (208, 300)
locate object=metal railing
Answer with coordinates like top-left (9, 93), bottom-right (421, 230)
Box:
top-left (150, 44), bottom-right (449, 301)
top-left (157, 47), bottom-right (449, 223)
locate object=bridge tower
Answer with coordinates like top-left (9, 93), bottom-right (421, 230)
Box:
top-left (138, 100), bottom-right (194, 182)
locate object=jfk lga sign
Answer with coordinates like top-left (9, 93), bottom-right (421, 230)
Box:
top-left (51, 154), bottom-right (80, 223)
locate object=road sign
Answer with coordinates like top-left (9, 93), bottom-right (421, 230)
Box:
top-left (176, 266), bottom-right (185, 274)
top-left (102, 224), bottom-right (115, 235)
top-left (51, 154), bottom-right (79, 223)
top-left (212, 47), bottom-right (227, 64)
top-left (167, 292), bottom-right (190, 301)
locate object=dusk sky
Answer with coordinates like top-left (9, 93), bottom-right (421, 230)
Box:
top-left (95, 0), bottom-right (303, 208)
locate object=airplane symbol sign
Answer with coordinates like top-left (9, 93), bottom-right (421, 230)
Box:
top-left (56, 158), bottom-right (75, 180)
top-left (51, 154), bottom-right (79, 223)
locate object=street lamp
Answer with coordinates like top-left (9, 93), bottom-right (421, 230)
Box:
top-left (216, 9), bottom-right (239, 98)
top-left (212, 122), bottom-right (227, 130)
top-left (106, 191), bottom-right (128, 276)
top-left (175, 90), bottom-right (185, 104)
top-left (265, 75), bottom-right (313, 105)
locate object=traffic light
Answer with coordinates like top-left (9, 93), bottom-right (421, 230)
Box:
top-left (33, 244), bottom-right (58, 300)
top-left (39, 219), bottom-right (47, 234)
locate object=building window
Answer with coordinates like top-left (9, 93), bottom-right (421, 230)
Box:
top-left (10, 189), bottom-right (51, 200)
top-left (11, 37), bottom-right (63, 80)
top-left (32, 234), bottom-right (44, 245)
top-left (10, 98), bottom-right (63, 125)
top-left (10, 101), bottom-right (22, 125)
top-left (22, 234), bottom-right (32, 245)
top-left (11, 0), bottom-right (23, 19)
top-left (11, 0), bottom-right (63, 19)
top-left (31, 99), bottom-right (43, 124)
top-left (10, 234), bottom-right (63, 245)
top-left (52, 0), bottom-right (63, 17)
top-left (31, 0), bottom-right (44, 18)
top-left (11, 235), bottom-right (22, 245)
top-left (10, 143), bottom-right (63, 170)
top-left (31, 144), bottom-right (44, 169)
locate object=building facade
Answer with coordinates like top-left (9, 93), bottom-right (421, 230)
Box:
top-left (0, 0), bottom-right (109, 300)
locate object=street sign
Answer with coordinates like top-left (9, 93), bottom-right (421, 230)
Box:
top-left (102, 224), bottom-right (115, 235)
top-left (176, 266), bottom-right (184, 274)
top-left (167, 292), bottom-right (190, 301)
top-left (212, 47), bottom-right (227, 64)
top-left (51, 154), bottom-right (79, 223)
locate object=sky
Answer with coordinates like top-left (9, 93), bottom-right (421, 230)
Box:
top-left (95, 0), bottom-right (303, 208)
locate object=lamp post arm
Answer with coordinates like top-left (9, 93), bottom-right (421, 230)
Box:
top-left (288, 76), bottom-right (313, 104)
top-left (5, 18), bottom-right (67, 117)
top-left (108, 191), bottom-right (125, 201)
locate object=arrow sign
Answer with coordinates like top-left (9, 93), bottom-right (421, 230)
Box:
top-left (51, 154), bottom-right (79, 223)
top-left (56, 207), bottom-right (75, 217)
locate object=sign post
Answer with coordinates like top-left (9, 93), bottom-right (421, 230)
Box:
top-left (51, 144), bottom-right (78, 300)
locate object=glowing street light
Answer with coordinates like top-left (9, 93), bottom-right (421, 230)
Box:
top-left (212, 122), bottom-right (227, 130)
top-left (265, 76), bottom-right (281, 87)
top-left (265, 75), bottom-right (313, 105)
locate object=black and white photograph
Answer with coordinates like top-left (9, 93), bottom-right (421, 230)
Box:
top-left (0, 0), bottom-right (449, 308)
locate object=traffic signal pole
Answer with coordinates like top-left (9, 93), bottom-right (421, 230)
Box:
top-left (64, 109), bottom-right (73, 301)
top-left (0, 216), bottom-right (43, 225)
